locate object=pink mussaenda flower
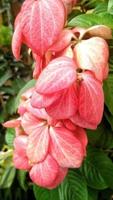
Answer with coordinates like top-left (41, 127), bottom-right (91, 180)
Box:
top-left (21, 106), bottom-right (86, 168)
top-left (31, 56), bottom-right (104, 128)
top-left (13, 134), bottom-right (68, 188)
top-left (12, 0), bottom-right (66, 59)
top-left (3, 98), bottom-right (87, 188)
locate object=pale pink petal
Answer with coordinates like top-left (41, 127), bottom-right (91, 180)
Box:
top-left (103, 63), bottom-right (109, 80)
top-left (36, 57), bottom-right (76, 94)
top-left (3, 119), bottom-right (21, 128)
top-left (12, 24), bottom-right (23, 60)
top-left (21, 112), bottom-right (45, 135)
top-left (63, 119), bottom-right (77, 131)
top-left (27, 125), bottom-right (50, 163)
top-left (25, 100), bottom-right (49, 120)
top-left (74, 37), bottom-right (109, 81)
top-left (29, 155), bottom-right (59, 187)
top-left (49, 127), bottom-right (84, 168)
top-left (48, 167), bottom-right (68, 189)
top-left (21, 110), bottom-right (49, 163)
top-left (74, 127), bottom-right (88, 155)
top-left (46, 86), bottom-right (78, 119)
top-left (14, 135), bottom-right (28, 155)
top-left (50, 29), bottom-right (74, 52)
top-left (13, 151), bottom-right (30, 170)
top-left (83, 25), bottom-right (112, 40)
top-left (60, 45), bottom-right (74, 59)
top-left (31, 91), bottom-right (61, 109)
top-left (18, 105), bottom-right (27, 115)
top-left (78, 71), bottom-right (104, 125)
top-left (33, 54), bottom-right (42, 79)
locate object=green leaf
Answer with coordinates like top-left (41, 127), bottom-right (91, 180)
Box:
top-left (88, 188), bottom-right (98, 200)
top-left (15, 79), bottom-right (36, 111)
top-left (5, 128), bottom-right (15, 147)
top-left (0, 70), bottom-right (12, 87)
top-left (81, 147), bottom-right (113, 189)
top-left (6, 97), bottom-right (17, 115)
top-left (104, 109), bottom-right (113, 131)
top-left (0, 167), bottom-right (16, 189)
top-left (0, 25), bottom-right (12, 46)
top-left (68, 13), bottom-right (113, 28)
top-left (17, 170), bottom-right (28, 191)
top-left (108, 0), bottom-right (113, 15)
top-left (59, 170), bottom-right (88, 200)
top-left (12, 78), bottom-right (26, 95)
top-left (33, 185), bottom-right (59, 200)
top-left (87, 119), bottom-right (113, 149)
top-left (104, 74), bottom-right (113, 115)
top-left (81, 0), bottom-right (103, 9)
top-left (94, 2), bottom-right (108, 14)
top-left (33, 170), bottom-right (88, 200)
top-left (68, 10), bottom-right (82, 22)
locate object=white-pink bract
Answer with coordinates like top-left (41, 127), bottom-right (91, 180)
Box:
top-left (74, 37), bottom-right (109, 81)
top-left (12, 0), bottom-right (66, 59)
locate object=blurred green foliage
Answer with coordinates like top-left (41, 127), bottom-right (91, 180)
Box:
top-left (0, 25), bottom-right (12, 46)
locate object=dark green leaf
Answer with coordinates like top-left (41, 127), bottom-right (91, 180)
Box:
top-left (87, 119), bottom-right (113, 149)
top-left (0, 167), bottom-right (16, 189)
top-left (59, 170), bottom-right (88, 200)
top-left (33, 185), bottom-right (59, 200)
top-left (104, 109), bottom-right (113, 131)
top-left (17, 170), bottom-right (28, 191)
top-left (104, 74), bottom-right (113, 115)
top-left (6, 97), bottom-right (17, 115)
top-left (12, 78), bottom-right (26, 94)
top-left (0, 70), bottom-right (12, 87)
top-left (88, 188), bottom-right (98, 200)
top-left (81, 147), bottom-right (113, 189)
top-left (81, 0), bottom-right (103, 9)
top-left (68, 10), bottom-right (82, 22)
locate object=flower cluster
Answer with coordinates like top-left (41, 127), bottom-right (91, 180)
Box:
top-left (4, 0), bottom-right (111, 189)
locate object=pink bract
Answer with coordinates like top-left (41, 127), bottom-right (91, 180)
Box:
top-left (21, 108), bottom-right (86, 168)
top-left (12, 0), bottom-right (66, 59)
top-left (33, 56), bottom-right (104, 126)
top-left (4, 93), bottom-right (87, 188)
top-left (62, 0), bottom-right (77, 14)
